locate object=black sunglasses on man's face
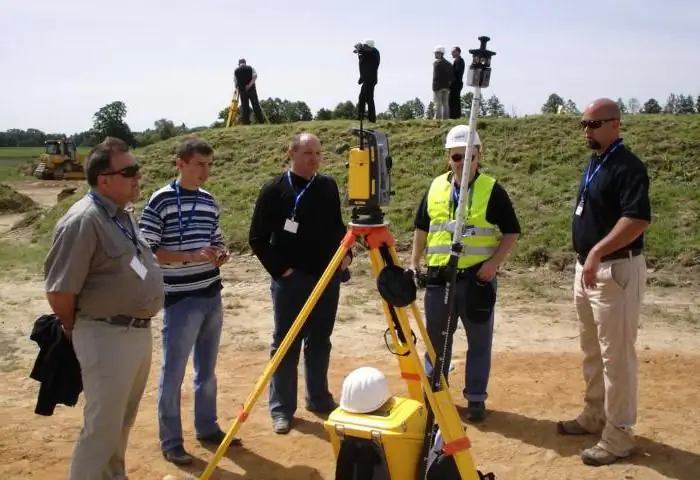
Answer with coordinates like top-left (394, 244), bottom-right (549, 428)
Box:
top-left (100, 164), bottom-right (141, 178)
top-left (580, 118), bottom-right (618, 130)
top-left (450, 153), bottom-right (476, 163)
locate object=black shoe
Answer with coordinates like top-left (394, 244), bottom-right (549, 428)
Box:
top-left (466, 402), bottom-right (486, 422)
top-left (162, 445), bottom-right (193, 465)
top-left (272, 417), bottom-right (291, 434)
top-left (197, 429), bottom-right (242, 447)
top-left (306, 399), bottom-right (338, 415)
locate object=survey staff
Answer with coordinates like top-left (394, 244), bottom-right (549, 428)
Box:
top-left (248, 132), bottom-right (352, 435)
top-left (43, 137), bottom-right (164, 479)
top-left (410, 124), bottom-right (520, 423)
top-left (557, 98), bottom-right (651, 467)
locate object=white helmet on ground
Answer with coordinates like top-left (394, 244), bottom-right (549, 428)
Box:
top-left (445, 124), bottom-right (481, 149)
top-left (339, 366), bottom-right (392, 414)
top-left (434, 45), bottom-right (445, 54)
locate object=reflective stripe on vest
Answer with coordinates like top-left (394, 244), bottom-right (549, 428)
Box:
top-left (425, 171), bottom-right (499, 269)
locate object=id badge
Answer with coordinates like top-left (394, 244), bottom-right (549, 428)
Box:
top-left (575, 200), bottom-right (584, 216)
top-left (130, 255), bottom-right (147, 280)
top-left (284, 218), bottom-right (299, 234)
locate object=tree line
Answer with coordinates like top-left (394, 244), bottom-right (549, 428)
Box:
top-left (2, 91), bottom-right (698, 149)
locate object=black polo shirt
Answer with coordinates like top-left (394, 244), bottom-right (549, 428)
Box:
top-left (248, 170), bottom-right (349, 279)
top-left (571, 138), bottom-right (651, 259)
top-left (413, 171), bottom-right (521, 235)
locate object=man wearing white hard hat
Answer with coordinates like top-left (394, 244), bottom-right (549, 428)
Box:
top-left (354, 39), bottom-right (380, 123)
top-left (409, 124), bottom-right (520, 421)
top-left (432, 46), bottom-right (453, 120)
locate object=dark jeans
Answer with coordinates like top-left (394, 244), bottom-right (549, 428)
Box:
top-left (268, 269), bottom-right (341, 419)
top-left (449, 82), bottom-right (463, 119)
top-left (423, 277), bottom-right (497, 402)
top-left (239, 86), bottom-right (264, 124)
top-left (358, 81), bottom-right (376, 123)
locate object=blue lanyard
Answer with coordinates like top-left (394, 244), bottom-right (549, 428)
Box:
top-left (287, 171), bottom-right (316, 219)
top-left (174, 181), bottom-right (199, 245)
top-left (89, 192), bottom-right (139, 254)
top-left (583, 140), bottom-right (623, 194)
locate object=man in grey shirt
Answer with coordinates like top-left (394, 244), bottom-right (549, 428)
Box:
top-left (432, 45), bottom-right (454, 120)
top-left (43, 136), bottom-right (165, 480)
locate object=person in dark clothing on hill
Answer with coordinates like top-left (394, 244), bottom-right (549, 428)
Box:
top-left (354, 39), bottom-right (380, 123)
top-left (449, 46), bottom-right (466, 119)
top-left (234, 58), bottom-right (265, 125)
top-left (432, 46), bottom-right (454, 120)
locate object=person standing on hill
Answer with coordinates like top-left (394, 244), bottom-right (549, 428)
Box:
top-left (138, 137), bottom-right (241, 466)
top-left (432, 46), bottom-right (453, 120)
top-left (449, 46), bottom-right (465, 119)
top-left (409, 124), bottom-right (520, 423)
top-left (234, 58), bottom-right (265, 125)
top-left (354, 39), bottom-right (380, 123)
top-left (557, 98), bottom-right (651, 467)
top-left (248, 132), bottom-right (352, 435)
top-left (43, 136), bottom-right (165, 479)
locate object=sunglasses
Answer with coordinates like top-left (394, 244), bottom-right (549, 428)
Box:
top-left (580, 118), bottom-right (617, 130)
top-left (100, 164), bottom-right (141, 178)
top-left (450, 153), bottom-right (476, 162)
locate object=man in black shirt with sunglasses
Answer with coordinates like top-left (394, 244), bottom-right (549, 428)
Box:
top-left (409, 124), bottom-right (520, 423)
top-left (557, 98), bottom-right (651, 467)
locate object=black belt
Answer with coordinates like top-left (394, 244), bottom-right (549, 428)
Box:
top-left (576, 248), bottom-right (642, 265)
top-left (98, 315), bottom-right (151, 328)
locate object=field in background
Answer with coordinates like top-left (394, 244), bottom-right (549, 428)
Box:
top-left (0, 115), bottom-right (698, 479)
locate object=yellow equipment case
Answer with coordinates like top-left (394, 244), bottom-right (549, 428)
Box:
top-left (323, 396), bottom-right (427, 480)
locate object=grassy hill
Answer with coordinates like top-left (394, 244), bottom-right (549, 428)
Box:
top-left (17, 114), bottom-right (700, 271)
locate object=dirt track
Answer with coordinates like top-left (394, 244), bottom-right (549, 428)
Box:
top-left (0, 180), bottom-right (698, 480)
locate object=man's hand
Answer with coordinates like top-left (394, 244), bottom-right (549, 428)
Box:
top-left (214, 245), bottom-right (230, 267)
top-left (281, 268), bottom-right (294, 278)
top-left (188, 247), bottom-right (219, 266)
top-left (582, 249), bottom-right (602, 289)
top-left (476, 259), bottom-right (499, 283)
top-left (61, 325), bottom-right (72, 342)
top-left (341, 255), bottom-right (351, 270)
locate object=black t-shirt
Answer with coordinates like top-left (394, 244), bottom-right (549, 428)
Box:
top-left (571, 139), bottom-right (651, 258)
top-left (413, 171), bottom-right (521, 235)
top-left (248, 171), bottom-right (349, 279)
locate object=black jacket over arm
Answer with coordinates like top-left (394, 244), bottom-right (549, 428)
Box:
top-left (29, 314), bottom-right (83, 416)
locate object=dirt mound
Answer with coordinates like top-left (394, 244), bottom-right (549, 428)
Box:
top-left (0, 183), bottom-right (38, 214)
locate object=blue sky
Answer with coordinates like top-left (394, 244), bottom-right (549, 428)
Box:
top-left (1, 0), bottom-right (698, 134)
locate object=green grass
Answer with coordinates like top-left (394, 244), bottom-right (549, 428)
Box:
top-left (13, 114), bottom-right (700, 272)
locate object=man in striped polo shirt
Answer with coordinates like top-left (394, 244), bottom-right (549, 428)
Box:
top-left (139, 137), bottom-right (241, 465)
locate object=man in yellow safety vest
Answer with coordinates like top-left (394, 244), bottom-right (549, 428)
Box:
top-left (409, 124), bottom-right (521, 422)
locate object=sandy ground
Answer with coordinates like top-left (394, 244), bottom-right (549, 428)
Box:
top-left (0, 180), bottom-right (699, 480)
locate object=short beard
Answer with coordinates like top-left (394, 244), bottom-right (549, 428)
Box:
top-left (586, 138), bottom-right (602, 150)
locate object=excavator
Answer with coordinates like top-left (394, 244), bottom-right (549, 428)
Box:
top-left (33, 139), bottom-right (86, 180)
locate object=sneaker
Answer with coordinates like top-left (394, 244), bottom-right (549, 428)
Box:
top-left (466, 401), bottom-right (485, 422)
top-left (272, 417), bottom-right (291, 434)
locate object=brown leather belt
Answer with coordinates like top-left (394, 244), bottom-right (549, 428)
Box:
top-left (99, 315), bottom-right (151, 328)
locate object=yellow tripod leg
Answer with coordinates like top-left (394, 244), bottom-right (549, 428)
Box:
top-left (196, 233), bottom-right (352, 480)
top-left (369, 240), bottom-right (483, 480)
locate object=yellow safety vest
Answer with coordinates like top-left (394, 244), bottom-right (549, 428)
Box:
top-left (425, 171), bottom-right (499, 268)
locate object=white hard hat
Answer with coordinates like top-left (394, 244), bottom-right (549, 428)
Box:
top-left (339, 366), bottom-right (392, 414)
top-left (434, 45), bottom-right (445, 54)
top-left (363, 39), bottom-right (375, 48)
top-left (445, 124), bottom-right (481, 149)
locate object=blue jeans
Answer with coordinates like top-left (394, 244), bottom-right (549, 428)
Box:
top-left (268, 269), bottom-right (340, 419)
top-left (157, 292), bottom-right (223, 452)
top-left (423, 277), bottom-right (497, 402)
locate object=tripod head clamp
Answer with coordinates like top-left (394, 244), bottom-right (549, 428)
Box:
top-left (466, 36), bottom-right (496, 88)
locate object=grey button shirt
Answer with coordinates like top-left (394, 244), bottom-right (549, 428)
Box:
top-left (44, 190), bottom-right (165, 320)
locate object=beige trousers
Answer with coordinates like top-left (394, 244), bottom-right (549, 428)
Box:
top-left (68, 320), bottom-right (152, 480)
top-left (573, 253), bottom-right (647, 457)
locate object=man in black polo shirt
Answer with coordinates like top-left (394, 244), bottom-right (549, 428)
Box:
top-left (557, 98), bottom-right (651, 467)
top-left (248, 132), bottom-right (352, 434)
top-left (234, 58), bottom-right (264, 125)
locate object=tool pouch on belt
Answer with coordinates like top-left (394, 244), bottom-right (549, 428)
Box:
top-left (426, 263), bottom-right (496, 324)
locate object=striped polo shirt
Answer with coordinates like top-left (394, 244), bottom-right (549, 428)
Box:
top-left (138, 180), bottom-right (223, 302)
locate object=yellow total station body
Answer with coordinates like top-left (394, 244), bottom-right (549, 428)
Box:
top-left (195, 127), bottom-right (494, 480)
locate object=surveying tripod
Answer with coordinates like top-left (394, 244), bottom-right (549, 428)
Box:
top-left (197, 211), bottom-right (491, 479)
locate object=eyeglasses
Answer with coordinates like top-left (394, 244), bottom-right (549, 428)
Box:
top-left (99, 164), bottom-right (141, 178)
top-left (450, 153), bottom-right (476, 162)
top-left (580, 118), bottom-right (618, 130)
